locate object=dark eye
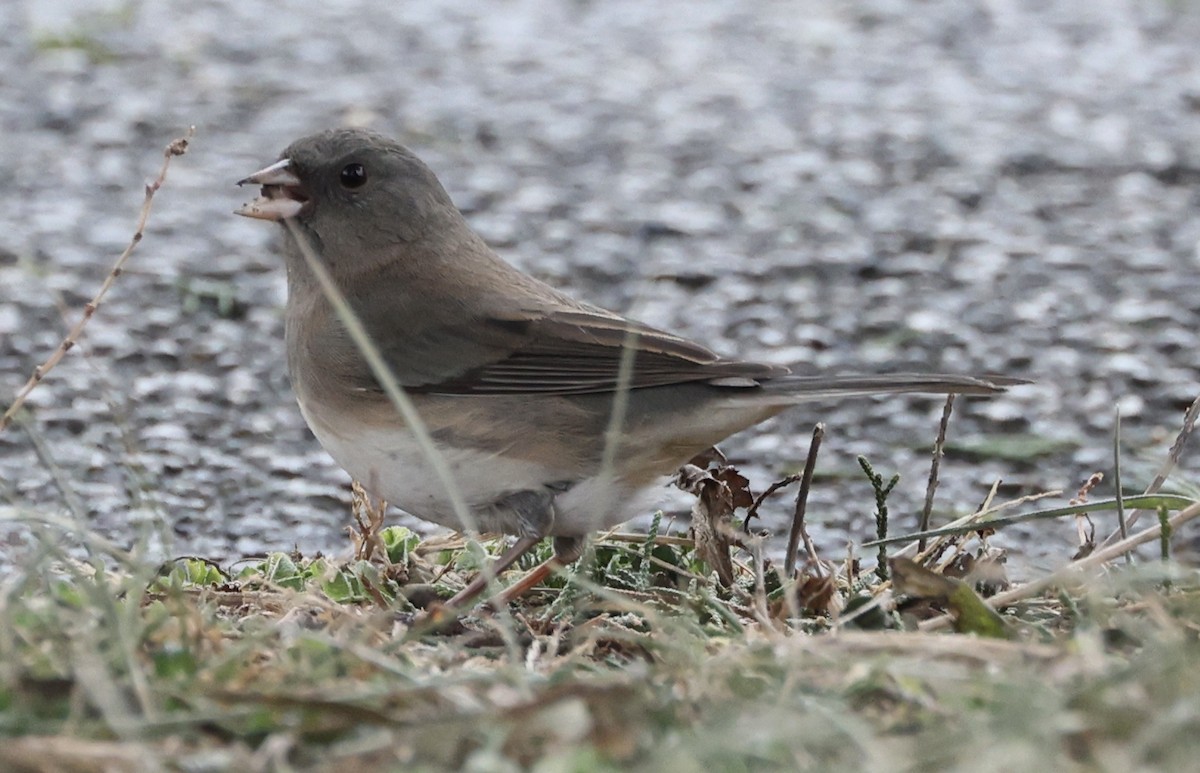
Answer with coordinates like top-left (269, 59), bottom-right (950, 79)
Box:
top-left (339, 163), bottom-right (367, 189)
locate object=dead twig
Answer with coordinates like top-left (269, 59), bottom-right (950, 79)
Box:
top-left (743, 473), bottom-right (801, 534)
top-left (919, 395), bottom-right (955, 552)
top-left (1, 128), bottom-right (195, 435)
top-left (785, 423), bottom-right (825, 577)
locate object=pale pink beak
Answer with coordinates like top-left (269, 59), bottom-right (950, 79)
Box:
top-left (235, 158), bottom-right (306, 221)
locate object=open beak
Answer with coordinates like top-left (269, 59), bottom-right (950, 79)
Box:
top-left (235, 158), bottom-right (307, 220)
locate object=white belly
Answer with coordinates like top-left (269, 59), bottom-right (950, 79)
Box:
top-left (300, 402), bottom-right (661, 538)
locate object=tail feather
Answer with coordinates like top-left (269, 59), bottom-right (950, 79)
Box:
top-left (753, 373), bottom-right (1025, 400)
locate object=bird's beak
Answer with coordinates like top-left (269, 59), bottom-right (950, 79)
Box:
top-left (235, 158), bottom-right (307, 220)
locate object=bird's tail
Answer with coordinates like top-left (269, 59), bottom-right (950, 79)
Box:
top-left (754, 373), bottom-right (1025, 401)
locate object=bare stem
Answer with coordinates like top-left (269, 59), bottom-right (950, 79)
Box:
top-left (1, 128), bottom-right (195, 434)
top-left (918, 395), bottom-right (955, 552)
top-left (784, 423), bottom-right (825, 577)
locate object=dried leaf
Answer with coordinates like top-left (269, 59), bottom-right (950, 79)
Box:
top-left (675, 464), bottom-right (736, 586)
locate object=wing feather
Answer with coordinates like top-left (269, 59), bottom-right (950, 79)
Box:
top-left (396, 307), bottom-right (785, 396)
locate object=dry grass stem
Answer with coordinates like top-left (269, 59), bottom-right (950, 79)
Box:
top-left (1102, 393), bottom-right (1200, 545)
top-left (815, 630), bottom-right (1061, 663)
top-left (920, 500), bottom-right (1200, 631)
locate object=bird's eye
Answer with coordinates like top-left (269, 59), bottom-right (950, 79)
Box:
top-left (339, 163), bottom-right (368, 189)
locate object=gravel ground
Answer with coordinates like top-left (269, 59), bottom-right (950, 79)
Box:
top-left (3, 0), bottom-right (1200, 572)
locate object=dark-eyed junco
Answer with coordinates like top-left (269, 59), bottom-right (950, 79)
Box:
top-left (236, 128), bottom-right (1015, 606)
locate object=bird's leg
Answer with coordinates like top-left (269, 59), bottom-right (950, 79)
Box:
top-left (484, 536), bottom-right (586, 608)
top-left (442, 488), bottom-right (557, 609)
top-left (443, 534), bottom-right (543, 609)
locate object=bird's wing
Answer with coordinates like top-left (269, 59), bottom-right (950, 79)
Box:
top-left (360, 305), bottom-right (785, 396)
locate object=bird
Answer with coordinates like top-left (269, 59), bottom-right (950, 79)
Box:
top-left (235, 127), bottom-right (1016, 607)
